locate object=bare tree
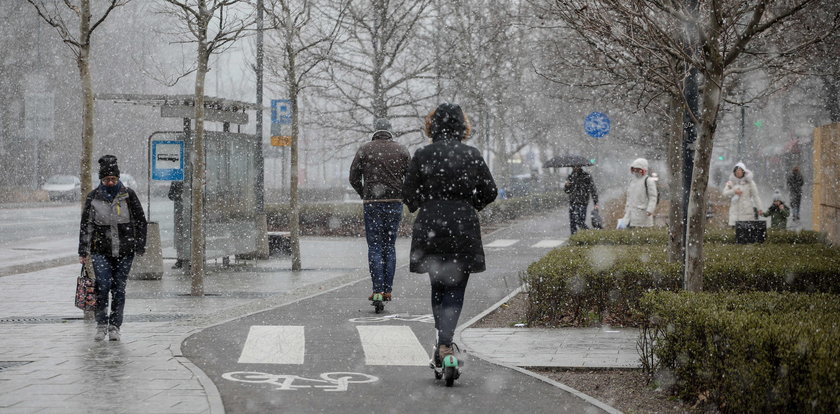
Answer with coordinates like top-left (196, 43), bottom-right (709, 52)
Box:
top-left (317, 0), bottom-right (435, 144)
top-left (25, 0), bottom-right (129, 207)
top-left (161, 0), bottom-right (251, 295)
top-left (434, 0), bottom-right (545, 185)
top-left (263, 0), bottom-right (347, 271)
top-left (532, 0), bottom-right (839, 291)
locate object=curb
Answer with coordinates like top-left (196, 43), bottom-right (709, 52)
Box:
top-left (455, 286), bottom-right (624, 414)
top-left (172, 334), bottom-right (226, 414)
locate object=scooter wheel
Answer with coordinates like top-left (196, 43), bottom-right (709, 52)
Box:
top-left (444, 366), bottom-right (456, 387)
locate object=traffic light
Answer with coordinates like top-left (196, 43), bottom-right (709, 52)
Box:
top-left (589, 158), bottom-right (596, 164)
top-left (718, 155), bottom-right (725, 161)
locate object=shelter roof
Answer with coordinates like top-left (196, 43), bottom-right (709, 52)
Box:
top-left (94, 93), bottom-right (262, 112)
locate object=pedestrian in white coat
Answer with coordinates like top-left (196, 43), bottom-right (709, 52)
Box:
top-left (723, 162), bottom-right (763, 226)
top-left (620, 158), bottom-right (658, 228)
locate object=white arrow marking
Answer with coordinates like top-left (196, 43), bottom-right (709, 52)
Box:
top-left (484, 239), bottom-right (519, 248)
top-left (531, 240), bottom-right (565, 248)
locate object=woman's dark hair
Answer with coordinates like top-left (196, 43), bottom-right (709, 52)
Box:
top-left (423, 103), bottom-right (472, 140)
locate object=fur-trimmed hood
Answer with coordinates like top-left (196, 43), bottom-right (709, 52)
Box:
top-left (729, 162), bottom-right (754, 184)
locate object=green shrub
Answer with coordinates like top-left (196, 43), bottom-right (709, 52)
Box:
top-left (640, 291), bottom-right (840, 413)
top-left (265, 192), bottom-right (567, 235)
top-left (569, 228), bottom-right (827, 246)
top-left (525, 244), bottom-right (840, 326)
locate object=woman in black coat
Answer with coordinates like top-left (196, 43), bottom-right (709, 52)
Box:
top-left (403, 103), bottom-right (497, 367)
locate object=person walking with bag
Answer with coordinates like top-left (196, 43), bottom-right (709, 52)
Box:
top-left (619, 158), bottom-right (658, 228)
top-left (723, 162), bottom-right (763, 227)
top-left (78, 155), bottom-right (147, 341)
top-left (403, 103), bottom-right (497, 382)
top-left (350, 118), bottom-right (411, 303)
top-left (563, 166), bottom-right (599, 234)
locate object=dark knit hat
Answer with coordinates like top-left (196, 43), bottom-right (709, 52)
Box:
top-left (98, 155), bottom-right (120, 179)
top-left (373, 118), bottom-right (391, 132)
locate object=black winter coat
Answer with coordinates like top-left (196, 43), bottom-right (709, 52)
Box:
top-left (564, 169), bottom-right (598, 205)
top-left (79, 183), bottom-right (147, 258)
top-left (402, 137), bottom-right (497, 273)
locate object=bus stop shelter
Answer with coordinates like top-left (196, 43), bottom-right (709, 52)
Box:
top-left (95, 94), bottom-right (267, 272)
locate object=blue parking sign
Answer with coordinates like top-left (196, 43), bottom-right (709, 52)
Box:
top-left (271, 99), bottom-right (292, 125)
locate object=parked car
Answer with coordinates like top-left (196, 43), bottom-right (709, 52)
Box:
top-left (42, 175), bottom-right (80, 201)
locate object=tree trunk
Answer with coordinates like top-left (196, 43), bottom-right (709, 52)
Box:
top-left (288, 34), bottom-right (302, 271)
top-left (78, 0), bottom-right (93, 209)
top-left (825, 76), bottom-right (840, 123)
top-left (685, 67), bottom-right (724, 292)
top-left (494, 115), bottom-right (510, 190)
top-left (666, 96), bottom-right (685, 263)
top-left (190, 32), bottom-right (209, 296)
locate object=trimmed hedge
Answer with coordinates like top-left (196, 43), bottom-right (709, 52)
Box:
top-left (265, 192), bottom-right (567, 235)
top-left (640, 291), bottom-right (840, 413)
top-left (569, 227), bottom-right (827, 246)
top-left (525, 244), bottom-right (840, 326)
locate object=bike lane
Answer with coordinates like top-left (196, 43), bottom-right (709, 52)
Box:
top-left (181, 213), bottom-right (609, 413)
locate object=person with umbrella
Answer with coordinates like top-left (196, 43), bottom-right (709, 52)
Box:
top-left (563, 163), bottom-right (599, 235)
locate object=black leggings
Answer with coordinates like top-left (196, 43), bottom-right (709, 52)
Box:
top-left (429, 266), bottom-right (470, 347)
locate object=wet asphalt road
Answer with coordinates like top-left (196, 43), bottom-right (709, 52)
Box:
top-left (181, 211), bottom-right (608, 414)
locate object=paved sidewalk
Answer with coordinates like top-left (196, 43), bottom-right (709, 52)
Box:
top-left (0, 238), bottom-right (392, 414)
top-left (462, 327), bottom-right (639, 368)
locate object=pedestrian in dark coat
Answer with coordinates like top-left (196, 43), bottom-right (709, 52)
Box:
top-left (349, 118), bottom-right (411, 301)
top-left (786, 166), bottom-right (804, 221)
top-left (564, 166), bottom-right (599, 234)
top-left (402, 103), bottom-right (497, 366)
top-left (79, 155), bottom-right (147, 342)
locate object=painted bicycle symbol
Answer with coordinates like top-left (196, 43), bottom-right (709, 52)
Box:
top-left (222, 371), bottom-right (379, 392)
top-left (348, 313), bottom-right (434, 324)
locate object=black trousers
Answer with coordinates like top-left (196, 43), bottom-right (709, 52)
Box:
top-left (429, 265), bottom-right (470, 347)
top-left (569, 203), bottom-right (588, 235)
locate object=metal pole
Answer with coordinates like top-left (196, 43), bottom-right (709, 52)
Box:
top-left (738, 104), bottom-right (745, 161)
top-left (255, 0), bottom-right (265, 213)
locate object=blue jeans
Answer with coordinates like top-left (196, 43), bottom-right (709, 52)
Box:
top-left (569, 203), bottom-right (588, 235)
top-left (364, 202), bottom-right (403, 293)
top-left (91, 254), bottom-right (134, 327)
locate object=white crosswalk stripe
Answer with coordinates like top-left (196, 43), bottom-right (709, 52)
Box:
top-left (484, 239), bottom-right (519, 248)
top-left (356, 326), bottom-right (430, 366)
top-left (531, 240), bottom-right (564, 248)
top-left (238, 326), bottom-right (306, 364)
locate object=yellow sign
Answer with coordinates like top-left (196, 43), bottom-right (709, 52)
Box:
top-left (271, 136), bottom-right (292, 146)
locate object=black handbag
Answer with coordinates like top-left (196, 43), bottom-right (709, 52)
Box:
top-left (74, 266), bottom-right (96, 311)
top-left (735, 220), bottom-right (766, 244)
top-left (590, 209), bottom-right (603, 229)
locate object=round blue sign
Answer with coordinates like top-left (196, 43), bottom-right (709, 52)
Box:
top-left (584, 112), bottom-right (611, 138)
